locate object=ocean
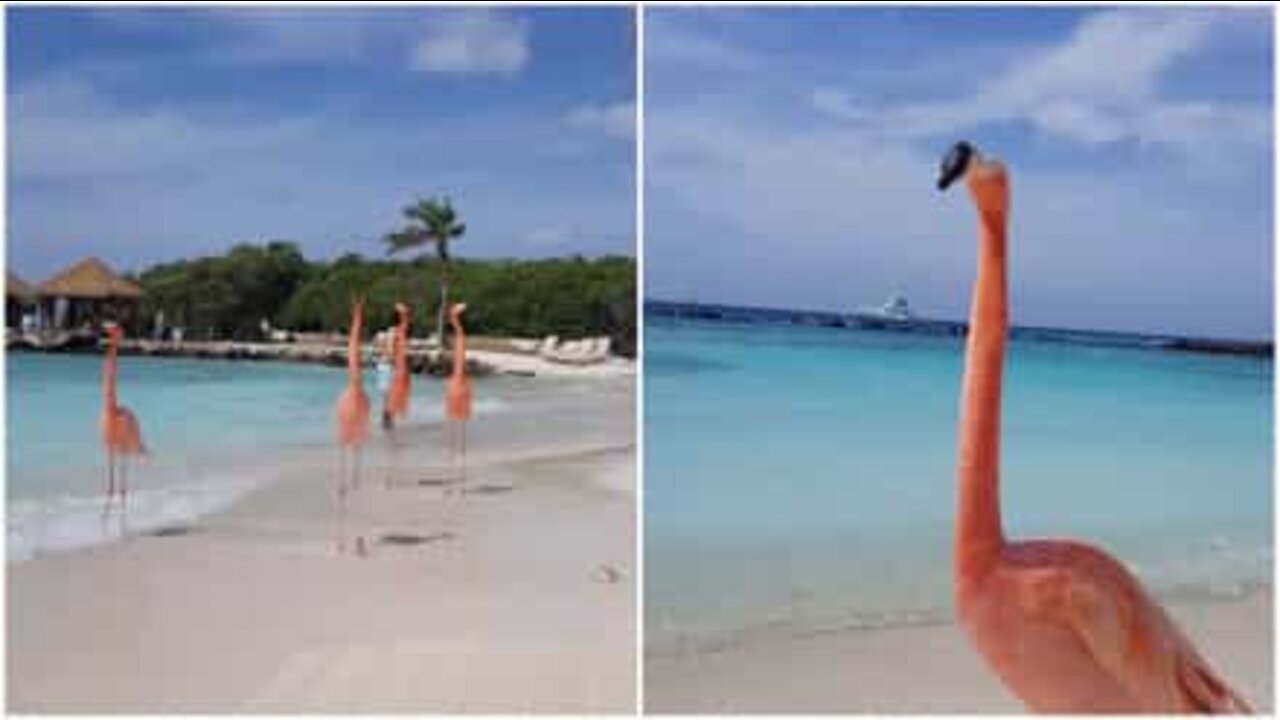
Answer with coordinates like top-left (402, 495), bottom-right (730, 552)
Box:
top-left (644, 316), bottom-right (1272, 654)
top-left (6, 351), bottom-right (509, 561)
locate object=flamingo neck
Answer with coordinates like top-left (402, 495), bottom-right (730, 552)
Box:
top-left (450, 317), bottom-right (466, 378)
top-left (347, 313), bottom-right (363, 385)
top-left (956, 171), bottom-right (1009, 585)
top-left (103, 341), bottom-right (119, 410)
top-left (395, 317), bottom-right (409, 372)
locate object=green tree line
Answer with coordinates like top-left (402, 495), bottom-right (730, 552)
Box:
top-left (135, 242), bottom-right (637, 357)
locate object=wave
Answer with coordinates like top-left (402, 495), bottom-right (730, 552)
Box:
top-left (7, 471), bottom-right (267, 562)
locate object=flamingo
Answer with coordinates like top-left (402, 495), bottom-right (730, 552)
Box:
top-left (384, 302), bottom-right (412, 426)
top-left (100, 322), bottom-right (145, 526)
top-left (334, 298), bottom-right (372, 555)
top-left (941, 140), bottom-right (1252, 713)
top-left (444, 302), bottom-right (472, 491)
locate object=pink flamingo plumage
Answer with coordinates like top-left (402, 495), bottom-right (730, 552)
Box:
top-left (333, 298), bottom-right (371, 554)
top-left (942, 141), bottom-right (1251, 713)
top-left (100, 322), bottom-right (145, 525)
top-left (384, 302), bottom-right (412, 424)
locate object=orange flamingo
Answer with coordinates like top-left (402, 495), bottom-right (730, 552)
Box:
top-left (445, 302), bottom-right (472, 489)
top-left (334, 298), bottom-right (371, 554)
top-left (384, 302), bottom-right (412, 425)
top-left (100, 322), bottom-right (145, 525)
top-left (941, 141), bottom-right (1251, 713)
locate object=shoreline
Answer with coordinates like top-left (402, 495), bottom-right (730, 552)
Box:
top-left (646, 566), bottom-right (1273, 660)
top-left (645, 587), bottom-right (1273, 713)
top-left (6, 335), bottom-right (638, 378)
top-left (9, 373), bottom-right (636, 712)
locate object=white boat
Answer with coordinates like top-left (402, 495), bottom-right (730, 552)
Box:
top-left (854, 293), bottom-right (913, 322)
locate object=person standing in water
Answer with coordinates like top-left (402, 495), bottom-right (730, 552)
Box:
top-left (376, 328), bottom-right (395, 431)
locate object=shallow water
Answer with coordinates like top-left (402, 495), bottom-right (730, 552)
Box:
top-left (644, 319), bottom-right (1272, 652)
top-left (5, 352), bottom-right (511, 560)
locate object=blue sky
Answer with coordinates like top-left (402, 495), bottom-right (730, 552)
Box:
top-left (8, 7), bottom-right (635, 281)
top-left (646, 7), bottom-right (1273, 340)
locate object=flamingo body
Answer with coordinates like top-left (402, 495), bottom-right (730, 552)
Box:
top-left (335, 301), bottom-right (371, 447)
top-left (948, 148), bottom-right (1250, 713)
top-left (101, 406), bottom-right (145, 456)
top-left (959, 539), bottom-right (1248, 712)
top-left (445, 379), bottom-right (472, 422)
top-left (335, 385), bottom-right (371, 446)
top-left (445, 304), bottom-right (471, 422)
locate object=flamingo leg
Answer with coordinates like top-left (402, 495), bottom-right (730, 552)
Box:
top-left (444, 421), bottom-right (457, 497)
top-left (335, 446), bottom-right (348, 554)
top-left (452, 421), bottom-right (464, 495)
top-left (353, 445), bottom-right (367, 557)
top-left (459, 421), bottom-right (468, 492)
top-left (385, 425), bottom-right (397, 489)
top-left (118, 457), bottom-right (130, 540)
top-left (353, 444), bottom-right (362, 491)
top-left (102, 451), bottom-right (116, 524)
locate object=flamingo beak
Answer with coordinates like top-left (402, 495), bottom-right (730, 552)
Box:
top-left (937, 140), bottom-right (975, 192)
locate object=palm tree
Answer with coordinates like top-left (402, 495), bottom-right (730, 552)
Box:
top-left (383, 197), bottom-right (466, 344)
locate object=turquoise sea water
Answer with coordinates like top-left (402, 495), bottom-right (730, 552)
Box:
top-left (645, 319), bottom-right (1272, 652)
top-left (6, 352), bottom-right (505, 560)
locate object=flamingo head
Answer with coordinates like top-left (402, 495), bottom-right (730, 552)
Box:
top-left (394, 302), bottom-right (409, 321)
top-left (102, 321), bottom-right (124, 344)
top-left (449, 302), bottom-right (467, 322)
top-left (937, 140), bottom-right (977, 191)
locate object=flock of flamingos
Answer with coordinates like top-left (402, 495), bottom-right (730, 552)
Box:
top-left (97, 297), bottom-right (474, 556)
top-left (90, 141), bottom-right (1255, 712)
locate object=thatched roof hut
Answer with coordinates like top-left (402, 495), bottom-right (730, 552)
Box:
top-left (36, 257), bottom-right (143, 331)
top-left (7, 271), bottom-right (37, 300)
top-left (39, 257), bottom-right (142, 299)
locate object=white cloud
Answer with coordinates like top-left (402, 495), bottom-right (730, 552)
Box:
top-left (809, 89), bottom-right (868, 123)
top-left (8, 77), bottom-right (321, 182)
top-left (410, 10), bottom-right (529, 75)
top-left (87, 9), bottom-right (393, 68)
top-left (811, 9), bottom-right (1269, 170)
top-left (645, 13), bottom-right (758, 72)
top-left (566, 100), bottom-right (636, 141)
top-left (208, 9), bottom-right (376, 66)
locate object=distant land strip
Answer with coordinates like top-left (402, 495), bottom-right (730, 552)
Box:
top-left (644, 300), bottom-right (1273, 359)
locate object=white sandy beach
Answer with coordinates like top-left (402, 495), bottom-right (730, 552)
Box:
top-left (8, 372), bottom-right (636, 713)
top-left (645, 590), bottom-right (1272, 713)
